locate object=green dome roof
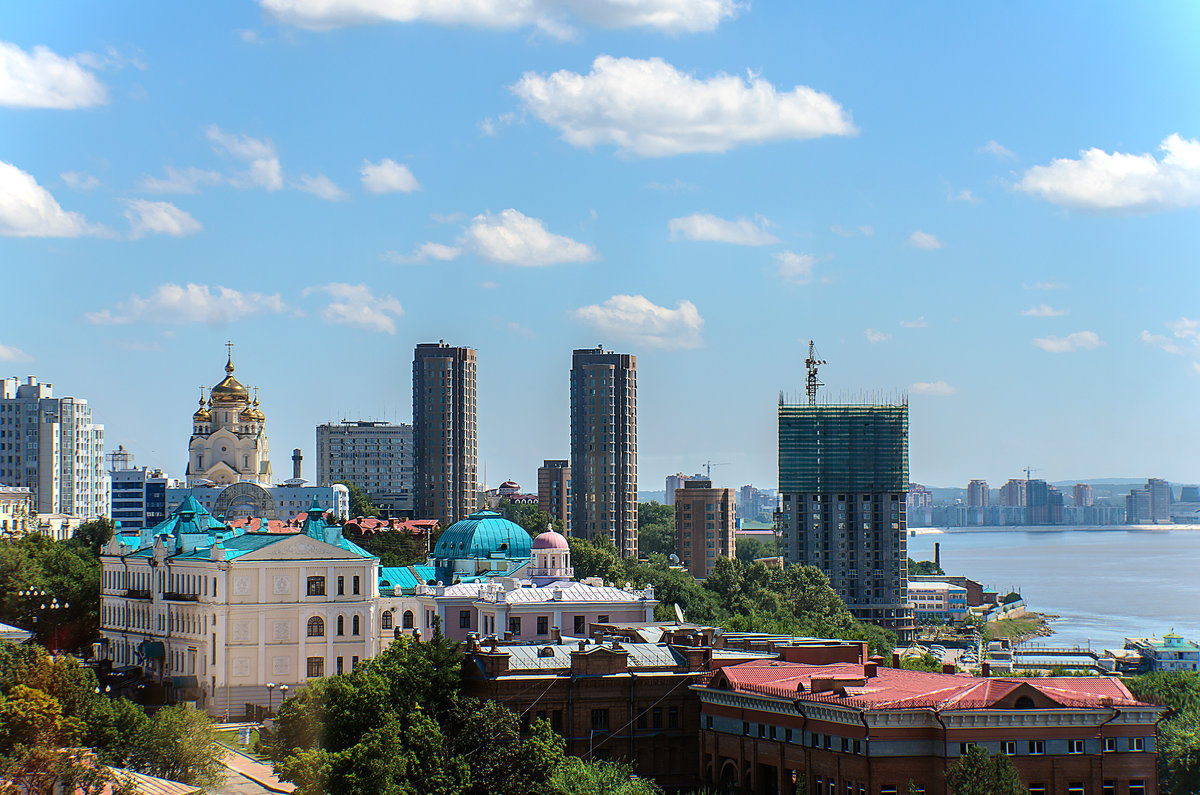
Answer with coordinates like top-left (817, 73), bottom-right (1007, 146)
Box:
top-left (433, 510), bottom-right (531, 560)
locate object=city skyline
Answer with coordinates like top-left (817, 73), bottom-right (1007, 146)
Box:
top-left (3, 4), bottom-right (1200, 490)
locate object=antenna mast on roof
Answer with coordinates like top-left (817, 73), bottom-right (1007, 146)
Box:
top-left (805, 340), bottom-right (826, 407)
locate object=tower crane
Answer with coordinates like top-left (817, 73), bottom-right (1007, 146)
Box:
top-left (805, 340), bottom-right (826, 406)
top-left (701, 461), bottom-right (729, 479)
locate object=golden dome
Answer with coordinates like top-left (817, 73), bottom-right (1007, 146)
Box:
top-left (210, 355), bottom-right (250, 404)
top-left (193, 397), bottom-right (211, 421)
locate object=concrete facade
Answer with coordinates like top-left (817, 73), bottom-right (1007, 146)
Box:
top-left (316, 420), bottom-right (415, 516)
top-left (537, 459), bottom-right (571, 528)
top-left (413, 342), bottom-right (477, 526)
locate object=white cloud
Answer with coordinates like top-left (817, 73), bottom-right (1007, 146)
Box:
top-left (360, 158), bottom-right (420, 194)
top-left (775, 251), bottom-right (816, 284)
top-left (1023, 281), bottom-right (1067, 290)
top-left (909, 230), bottom-right (942, 249)
top-left (1021, 304), bottom-right (1068, 317)
top-left (1166, 317), bottom-right (1199, 339)
top-left (259, 0), bottom-right (741, 35)
top-left (1140, 318), bottom-right (1200, 359)
top-left (0, 343), bottom-right (32, 362)
top-left (465, 209), bottom-right (595, 266)
top-left (574, 295), bottom-right (703, 350)
top-left (979, 140), bottom-right (1015, 159)
top-left (900, 316), bottom-right (927, 328)
top-left (303, 283), bottom-right (403, 334)
top-left (61, 171), bottom-right (99, 190)
top-left (911, 381), bottom-right (957, 396)
top-left (479, 111), bottom-right (517, 137)
top-left (384, 241), bottom-right (462, 264)
top-left (831, 224), bottom-right (872, 237)
top-left (205, 125), bottom-right (283, 190)
top-left (511, 55), bottom-right (855, 158)
top-left (1140, 330), bottom-right (1185, 356)
top-left (0, 161), bottom-right (106, 237)
top-left (86, 283), bottom-right (289, 325)
top-left (124, 200), bottom-right (202, 239)
top-left (1032, 331), bottom-right (1103, 353)
top-left (431, 211), bottom-right (465, 224)
top-left (668, 213), bottom-right (777, 246)
top-left (0, 41), bottom-right (107, 109)
top-left (294, 173), bottom-right (348, 201)
top-left (864, 328), bottom-right (891, 343)
top-left (949, 188), bottom-right (978, 204)
top-left (1017, 134), bottom-right (1200, 213)
top-left (138, 166), bottom-right (225, 194)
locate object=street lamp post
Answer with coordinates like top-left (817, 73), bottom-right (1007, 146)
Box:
top-left (278, 684), bottom-right (288, 716)
top-left (267, 682), bottom-right (276, 717)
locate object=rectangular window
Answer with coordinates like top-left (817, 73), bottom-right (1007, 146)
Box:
top-left (307, 657), bottom-right (324, 677)
top-left (459, 610), bottom-right (470, 629)
top-left (637, 710), bottom-right (646, 729)
top-left (1067, 785), bottom-right (1083, 795)
top-left (574, 615), bottom-right (585, 634)
top-left (337, 575), bottom-right (344, 595)
top-left (1104, 737), bottom-right (1117, 752)
top-left (537, 616), bottom-right (548, 635)
top-left (598, 614), bottom-right (609, 623)
top-left (1028, 786), bottom-right (1046, 795)
top-left (743, 722), bottom-right (750, 736)
top-left (307, 576), bottom-right (325, 596)
top-left (336, 656), bottom-right (344, 675)
top-left (880, 788), bottom-right (897, 795)
top-left (509, 617), bottom-right (521, 635)
top-left (1128, 783), bottom-right (1145, 795)
top-left (653, 708), bottom-right (663, 729)
top-left (353, 575), bottom-right (360, 595)
top-left (591, 709), bottom-right (609, 730)
top-left (1002, 741), bottom-right (1017, 755)
top-left (1028, 740), bottom-right (1045, 755)
top-left (959, 742), bottom-right (973, 755)
top-left (1102, 782), bottom-right (1115, 795)
top-left (1068, 739), bottom-right (1084, 754)
top-left (1130, 737), bottom-right (1145, 751)
top-left (668, 706), bottom-right (678, 728)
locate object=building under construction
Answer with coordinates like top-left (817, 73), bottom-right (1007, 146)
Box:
top-left (776, 343), bottom-right (915, 640)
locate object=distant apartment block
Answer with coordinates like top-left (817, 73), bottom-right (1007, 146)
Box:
top-left (966, 479), bottom-right (989, 507)
top-left (737, 484), bottom-right (776, 519)
top-left (998, 478), bottom-right (1026, 507)
top-left (1073, 482), bottom-right (1093, 507)
top-left (537, 460), bottom-right (571, 528)
top-left (0, 484), bottom-right (33, 537)
top-left (777, 400), bottom-right (913, 640)
top-left (665, 473), bottom-right (703, 505)
top-left (1024, 479), bottom-right (1064, 525)
top-left (108, 446), bottom-right (178, 532)
top-left (570, 347), bottom-right (638, 558)
top-left (413, 342), bottom-right (477, 526)
top-left (317, 420), bottom-right (415, 516)
top-left (1127, 478), bottom-right (1172, 524)
top-left (674, 478), bottom-right (734, 579)
top-left (0, 376), bottom-right (108, 520)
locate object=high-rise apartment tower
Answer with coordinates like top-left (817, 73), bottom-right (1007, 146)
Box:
top-left (570, 347), bottom-right (638, 558)
top-left (674, 478), bottom-right (735, 579)
top-left (413, 342), bottom-right (477, 525)
top-left (966, 479), bottom-right (989, 508)
top-left (777, 399), bottom-right (914, 640)
top-left (317, 421), bottom-right (415, 516)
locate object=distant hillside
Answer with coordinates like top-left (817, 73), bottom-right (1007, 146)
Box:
top-left (638, 490), bottom-right (667, 504)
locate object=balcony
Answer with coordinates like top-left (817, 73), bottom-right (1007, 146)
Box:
top-left (123, 588), bottom-right (152, 600)
top-left (162, 592), bottom-right (199, 602)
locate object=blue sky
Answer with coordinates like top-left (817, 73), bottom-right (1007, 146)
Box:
top-left (2, 1), bottom-right (1199, 492)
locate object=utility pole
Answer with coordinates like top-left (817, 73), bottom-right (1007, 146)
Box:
top-left (805, 340), bottom-right (826, 407)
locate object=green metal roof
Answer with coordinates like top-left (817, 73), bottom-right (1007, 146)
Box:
top-left (380, 565), bottom-right (436, 593)
top-left (432, 510), bottom-right (532, 561)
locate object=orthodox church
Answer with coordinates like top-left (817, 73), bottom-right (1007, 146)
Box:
top-left (188, 348), bottom-right (272, 487)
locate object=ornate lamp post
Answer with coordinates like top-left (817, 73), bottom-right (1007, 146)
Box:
top-left (267, 682), bottom-right (276, 716)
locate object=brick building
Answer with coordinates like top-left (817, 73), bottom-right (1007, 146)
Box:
top-left (675, 478), bottom-right (736, 579)
top-left (695, 658), bottom-right (1161, 795)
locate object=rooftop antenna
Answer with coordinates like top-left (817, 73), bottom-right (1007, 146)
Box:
top-left (805, 340), bottom-right (826, 407)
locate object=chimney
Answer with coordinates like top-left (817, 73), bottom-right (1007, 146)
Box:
top-left (981, 661), bottom-right (990, 677)
top-left (551, 627), bottom-right (562, 643)
top-left (864, 662), bottom-right (877, 678)
top-left (934, 542), bottom-right (940, 571)
top-left (942, 663), bottom-right (955, 674)
top-left (504, 631), bottom-right (513, 641)
top-left (292, 449), bottom-right (303, 480)
top-left (891, 653), bottom-right (901, 668)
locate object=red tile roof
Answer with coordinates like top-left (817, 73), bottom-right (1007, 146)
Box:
top-left (708, 660), bottom-right (1148, 711)
top-left (344, 517), bottom-right (439, 535)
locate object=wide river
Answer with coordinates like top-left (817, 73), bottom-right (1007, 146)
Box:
top-left (907, 527), bottom-right (1200, 650)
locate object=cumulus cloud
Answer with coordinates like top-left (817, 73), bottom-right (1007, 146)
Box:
top-left (909, 230), bottom-right (942, 249)
top-left (900, 316), bottom-right (927, 328)
top-left (1140, 330), bottom-right (1185, 356)
top-left (1166, 317), bottom-right (1199, 339)
top-left (511, 55), bottom-right (855, 158)
top-left (259, 0), bottom-right (741, 36)
top-left (668, 213), bottom-right (777, 246)
top-left (864, 328), bottom-right (891, 343)
top-left (1021, 304), bottom-right (1068, 317)
top-left (574, 295), bottom-right (703, 350)
top-left (1140, 318), bottom-right (1200, 357)
top-left (1032, 331), bottom-right (1103, 353)
top-left (294, 173), bottom-right (348, 201)
top-left (1017, 134), bottom-right (1200, 213)
top-left (384, 241), bottom-right (462, 264)
top-left (979, 140), bottom-right (1015, 159)
top-left (911, 381), bottom-right (957, 396)
top-left (0, 41), bottom-right (107, 109)
top-left (138, 166), bottom-right (225, 194)
top-left (0, 344), bottom-right (33, 362)
top-left (0, 161), bottom-right (106, 237)
top-left (303, 282), bottom-right (404, 334)
top-left (775, 251), bottom-right (816, 284)
top-left (61, 171), bottom-right (99, 190)
top-left (86, 283), bottom-right (290, 325)
top-left (124, 199), bottom-right (203, 239)
top-left (205, 125), bottom-right (283, 190)
top-left (465, 209), bottom-right (595, 266)
top-left (360, 158), bottom-right (420, 194)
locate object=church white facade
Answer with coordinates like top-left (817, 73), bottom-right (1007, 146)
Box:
top-left (187, 351), bottom-right (272, 487)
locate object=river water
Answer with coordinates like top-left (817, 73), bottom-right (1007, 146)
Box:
top-left (907, 527), bottom-right (1200, 650)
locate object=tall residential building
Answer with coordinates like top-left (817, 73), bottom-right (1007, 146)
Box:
top-left (1073, 482), bottom-right (1093, 507)
top-left (665, 473), bottom-right (701, 506)
top-left (777, 400), bottom-right (914, 640)
top-left (674, 479), bottom-right (734, 579)
top-left (1127, 478), bottom-right (1171, 525)
top-left (413, 342), bottom-right (477, 525)
top-left (998, 478), bottom-right (1027, 507)
top-left (108, 446), bottom-right (178, 532)
top-left (187, 351), bottom-right (272, 487)
top-left (569, 347), bottom-right (638, 558)
top-left (966, 479), bottom-right (989, 507)
top-left (537, 460), bottom-right (571, 528)
top-left (316, 421), bottom-right (415, 516)
top-left (0, 376), bottom-right (108, 520)
top-left (1026, 479), bottom-right (1052, 524)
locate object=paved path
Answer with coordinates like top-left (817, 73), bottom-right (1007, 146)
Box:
top-left (218, 745), bottom-right (295, 794)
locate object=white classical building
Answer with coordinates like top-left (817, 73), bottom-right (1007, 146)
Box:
top-left (187, 351), bottom-right (272, 487)
top-left (0, 484), bottom-right (33, 537)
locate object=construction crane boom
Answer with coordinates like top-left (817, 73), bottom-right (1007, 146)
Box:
top-left (805, 340), bottom-right (826, 406)
top-left (701, 460), bottom-right (730, 479)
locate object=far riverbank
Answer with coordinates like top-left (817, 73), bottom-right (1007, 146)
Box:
top-left (911, 523), bottom-right (1200, 536)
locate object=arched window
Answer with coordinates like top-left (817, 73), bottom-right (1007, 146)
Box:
top-left (403, 611), bottom-right (414, 629)
top-left (352, 615), bottom-right (360, 636)
top-left (337, 615), bottom-right (345, 636)
top-left (1014, 696), bottom-right (1036, 709)
top-left (307, 616), bottom-right (324, 637)
top-left (382, 611), bottom-right (392, 630)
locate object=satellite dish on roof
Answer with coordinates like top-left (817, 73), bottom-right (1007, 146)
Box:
top-left (674, 603), bottom-right (685, 624)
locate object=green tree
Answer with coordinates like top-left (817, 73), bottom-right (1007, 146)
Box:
top-left (907, 558), bottom-right (943, 576)
top-left (637, 522), bottom-right (675, 557)
top-left (736, 536), bottom-right (779, 564)
top-left (498, 499), bottom-right (561, 537)
top-left (637, 502), bottom-right (672, 528)
top-left (546, 757), bottom-right (663, 795)
top-left (0, 534), bottom-right (103, 652)
top-left (130, 704), bottom-right (223, 787)
top-left (71, 517), bottom-right (114, 558)
top-left (945, 746), bottom-right (1027, 795)
top-left (1127, 671), bottom-right (1200, 795)
top-left (336, 481), bottom-right (380, 519)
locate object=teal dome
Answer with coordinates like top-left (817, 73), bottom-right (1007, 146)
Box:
top-left (433, 510), bottom-right (532, 560)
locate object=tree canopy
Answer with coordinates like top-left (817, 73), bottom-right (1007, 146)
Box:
top-left (0, 531), bottom-right (104, 653)
top-left (636, 502), bottom-right (675, 558)
top-left (498, 500), bottom-right (562, 537)
top-left (944, 746), bottom-right (1027, 795)
top-left (1127, 671), bottom-right (1200, 795)
top-left (336, 481), bottom-right (380, 519)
